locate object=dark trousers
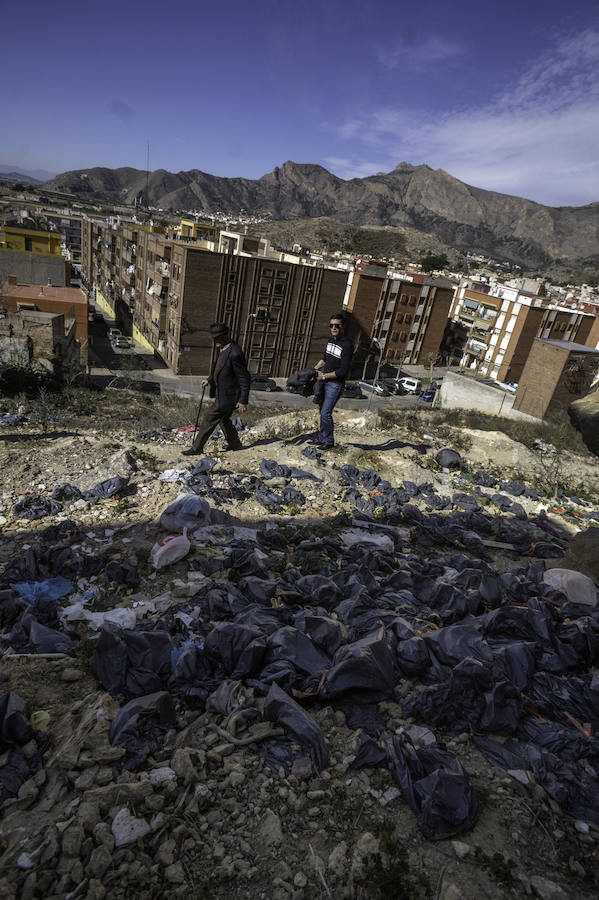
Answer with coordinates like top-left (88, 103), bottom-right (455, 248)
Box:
top-left (190, 401), bottom-right (243, 453)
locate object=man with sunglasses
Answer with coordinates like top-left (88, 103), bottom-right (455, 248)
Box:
top-left (312, 313), bottom-right (353, 450)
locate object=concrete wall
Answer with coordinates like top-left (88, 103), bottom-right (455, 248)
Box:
top-left (438, 371), bottom-right (537, 419)
top-left (0, 252), bottom-right (68, 287)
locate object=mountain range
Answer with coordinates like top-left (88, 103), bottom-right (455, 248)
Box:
top-left (41, 161), bottom-right (599, 269)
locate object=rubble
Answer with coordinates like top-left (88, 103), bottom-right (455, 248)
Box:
top-left (1, 399), bottom-right (599, 898)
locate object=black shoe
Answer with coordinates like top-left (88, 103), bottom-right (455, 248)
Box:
top-left (182, 448), bottom-right (201, 456)
top-left (307, 436), bottom-right (322, 445)
top-left (319, 442), bottom-right (334, 451)
top-left (222, 445), bottom-right (243, 453)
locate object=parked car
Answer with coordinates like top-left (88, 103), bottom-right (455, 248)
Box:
top-left (380, 378), bottom-right (406, 395)
top-left (108, 327), bottom-right (122, 340)
top-left (420, 389), bottom-right (436, 402)
top-left (342, 382), bottom-right (366, 399)
top-left (397, 376), bottom-right (422, 395)
top-left (250, 375), bottom-right (277, 392)
top-left (113, 336), bottom-right (131, 349)
top-left (356, 380), bottom-right (391, 396)
top-left (92, 312), bottom-right (104, 323)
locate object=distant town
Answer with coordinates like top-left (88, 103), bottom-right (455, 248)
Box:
top-left (1, 179), bottom-right (598, 422)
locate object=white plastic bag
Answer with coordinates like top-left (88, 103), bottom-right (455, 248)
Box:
top-left (150, 528), bottom-right (191, 568)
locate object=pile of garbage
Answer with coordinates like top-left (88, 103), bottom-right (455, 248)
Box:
top-left (1, 428), bottom-right (599, 898)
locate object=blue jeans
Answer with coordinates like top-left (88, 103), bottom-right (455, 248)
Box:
top-left (318, 381), bottom-right (343, 446)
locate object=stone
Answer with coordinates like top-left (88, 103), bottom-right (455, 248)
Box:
top-left (327, 841), bottom-right (347, 878)
top-left (293, 871), bottom-right (308, 888)
top-left (61, 667), bottom-right (83, 682)
top-left (551, 527), bottom-right (599, 586)
top-left (451, 841), bottom-right (471, 859)
top-left (17, 778), bottom-right (39, 802)
top-left (171, 748), bottom-right (197, 784)
top-left (258, 808), bottom-right (283, 846)
top-left (157, 839), bottom-right (176, 867)
top-left (62, 824), bottom-right (85, 857)
top-left (529, 875), bottom-right (569, 899)
top-left (351, 832), bottom-right (379, 881)
top-left (439, 883), bottom-right (464, 900)
top-left (165, 862), bottom-right (186, 884)
top-left (16, 852), bottom-right (34, 870)
top-left (111, 808), bottom-right (152, 847)
top-left (88, 845), bottom-right (112, 878)
top-left (148, 766), bottom-right (177, 788)
top-left (291, 757), bottom-right (312, 779)
top-left (543, 569), bottom-right (597, 607)
top-left (569, 390), bottom-right (599, 457)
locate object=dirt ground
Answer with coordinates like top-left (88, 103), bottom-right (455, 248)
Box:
top-left (0, 389), bottom-right (598, 899)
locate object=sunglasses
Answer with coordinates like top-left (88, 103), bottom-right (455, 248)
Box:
top-left (329, 323), bottom-right (341, 328)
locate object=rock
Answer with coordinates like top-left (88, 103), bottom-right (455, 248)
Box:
top-left (351, 832), bottom-right (379, 881)
top-left (62, 823), bottom-right (85, 857)
top-left (451, 841), bottom-right (471, 859)
top-left (87, 845), bottom-right (112, 878)
top-left (111, 808), bottom-right (152, 847)
top-left (77, 801), bottom-right (102, 832)
top-left (569, 390), bottom-right (599, 457)
top-left (293, 871), bottom-right (308, 888)
top-left (165, 862), bottom-right (186, 884)
top-left (83, 781), bottom-right (152, 811)
top-left (574, 820), bottom-right (590, 833)
top-left (327, 841), bottom-right (347, 878)
top-left (530, 875), bottom-right (569, 900)
top-left (291, 757), bottom-right (312, 779)
top-left (439, 883), bottom-right (464, 900)
top-left (258, 808), bottom-right (283, 846)
top-left (17, 778), bottom-right (39, 802)
top-left (157, 839), bottom-right (176, 867)
top-left (148, 766), bottom-right (177, 788)
top-left (543, 569), bottom-right (597, 606)
top-left (16, 852), bottom-right (34, 870)
top-left (61, 667), bottom-right (83, 682)
top-left (171, 748), bottom-right (197, 784)
top-left (551, 527), bottom-right (599, 586)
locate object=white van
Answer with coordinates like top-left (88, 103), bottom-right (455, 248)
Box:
top-left (397, 376), bottom-right (422, 395)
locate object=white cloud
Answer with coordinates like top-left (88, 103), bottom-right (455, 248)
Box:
top-left (329, 29), bottom-right (599, 205)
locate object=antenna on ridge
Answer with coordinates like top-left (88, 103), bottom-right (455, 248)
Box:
top-left (146, 140), bottom-right (150, 206)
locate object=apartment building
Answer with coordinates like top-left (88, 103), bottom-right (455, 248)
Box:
top-left (82, 221), bottom-right (348, 377)
top-left (450, 282), bottom-right (599, 383)
top-left (513, 339), bottom-right (599, 419)
top-left (347, 266), bottom-right (455, 366)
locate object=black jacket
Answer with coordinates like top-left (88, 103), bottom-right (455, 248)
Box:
top-left (323, 335), bottom-right (353, 381)
top-left (209, 342), bottom-right (250, 409)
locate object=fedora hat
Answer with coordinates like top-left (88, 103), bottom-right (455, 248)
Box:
top-left (209, 322), bottom-right (229, 340)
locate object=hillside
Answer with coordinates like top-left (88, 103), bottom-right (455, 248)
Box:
top-left (42, 161), bottom-right (599, 268)
top-left (1, 386), bottom-right (599, 898)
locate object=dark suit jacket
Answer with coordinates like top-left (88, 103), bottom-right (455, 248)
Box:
top-left (209, 341), bottom-right (250, 410)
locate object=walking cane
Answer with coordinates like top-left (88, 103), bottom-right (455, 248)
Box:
top-left (191, 385), bottom-right (206, 446)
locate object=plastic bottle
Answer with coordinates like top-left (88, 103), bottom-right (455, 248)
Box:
top-left (150, 528), bottom-right (190, 568)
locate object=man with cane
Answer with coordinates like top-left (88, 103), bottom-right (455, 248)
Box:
top-left (183, 322), bottom-right (250, 456)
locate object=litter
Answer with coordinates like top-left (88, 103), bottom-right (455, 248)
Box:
top-left (160, 494), bottom-right (211, 532)
top-left (13, 494), bottom-right (63, 520)
top-left (150, 529), bottom-right (191, 568)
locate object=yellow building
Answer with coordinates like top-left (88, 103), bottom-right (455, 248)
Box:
top-left (179, 218), bottom-right (219, 242)
top-left (0, 225), bottom-right (62, 257)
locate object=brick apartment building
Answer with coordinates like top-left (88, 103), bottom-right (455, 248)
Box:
top-left (450, 282), bottom-right (599, 383)
top-left (1, 276), bottom-right (88, 360)
top-left (513, 339), bottom-right (599, 419)
top-left (82, 220), bottom-right (348, 377)
top-left (347, 265), bottom-right (455, 367)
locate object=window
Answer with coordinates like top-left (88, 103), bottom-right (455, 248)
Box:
top-left (259, 277), bottom-right (271, 294)
top-left (404, 314), bottom-right (412, 324)
top-left (391, 331), bottom-right (399, 341)
top-left (396, 313), bottom-right (403, 323)
top-left (400, 331), bottom-right (408, 341)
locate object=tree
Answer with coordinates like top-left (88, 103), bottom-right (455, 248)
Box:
top-left (420, 252), bottom-right (449, 273)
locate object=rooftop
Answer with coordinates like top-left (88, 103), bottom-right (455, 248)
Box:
top-left (1, 281), bottom-right (87, 304)
top-left (538, 338), bottom-right (599, 354)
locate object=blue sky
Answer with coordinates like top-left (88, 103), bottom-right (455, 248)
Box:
top-left (2, 0), bottom-right (598, 206)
